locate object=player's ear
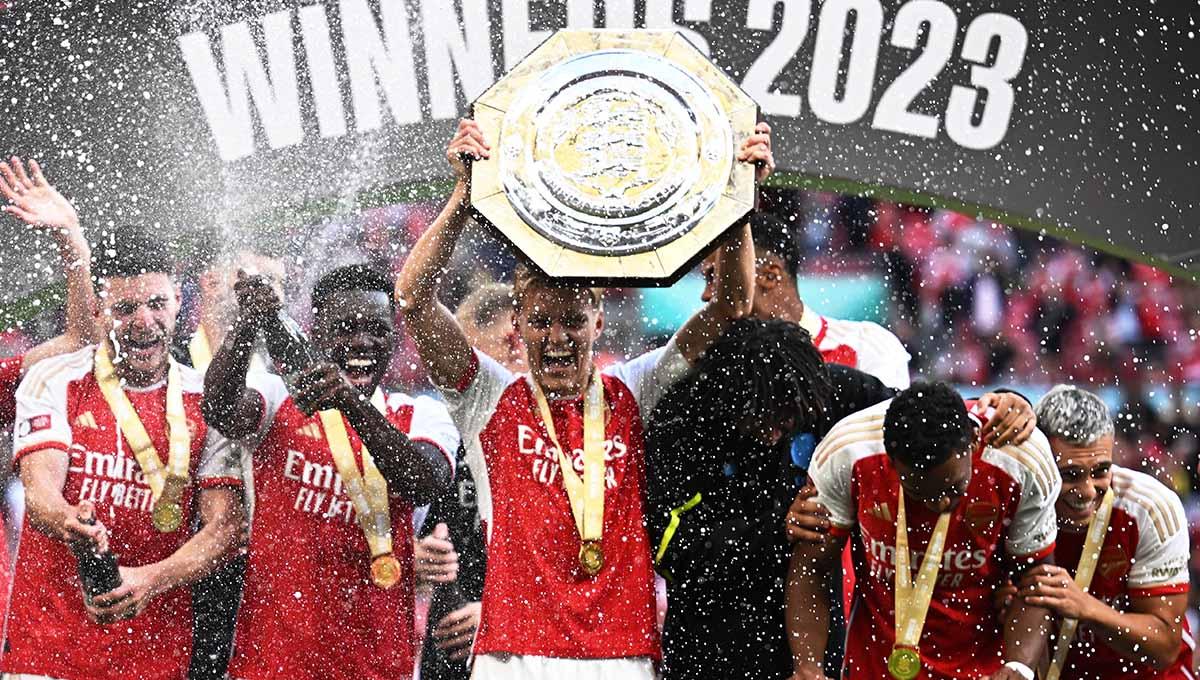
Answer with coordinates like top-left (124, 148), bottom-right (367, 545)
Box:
top-left (757, 260), bottom-right (782, 291)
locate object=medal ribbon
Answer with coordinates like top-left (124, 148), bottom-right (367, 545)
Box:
top-left (1045, 486), bottom-right (1116, 680)
top-left (189, 325), bottom-right (266, 376)
top-left (894, 488), bottom-right (952, 652)
top-left (188, 328), bottom-right (213, 374)
top-left (529, 370), bottom-right (605, 544)
top-left (317, 390), bottom-right (394, 560)
top-left (94, 343), bottom-right (191, 516)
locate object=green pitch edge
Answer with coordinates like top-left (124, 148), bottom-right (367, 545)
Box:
top-left (1, 173), bottom-right (1194, 332)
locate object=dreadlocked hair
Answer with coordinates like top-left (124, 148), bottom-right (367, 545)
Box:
top-left (652, 319), bottom-right (833, 446)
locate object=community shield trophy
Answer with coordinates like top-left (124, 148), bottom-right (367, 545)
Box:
top-left (470, 29), bottom-right (760, 285)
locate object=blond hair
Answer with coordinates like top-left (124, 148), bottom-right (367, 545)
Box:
top-left (511, 262), bottom-right (603, 310)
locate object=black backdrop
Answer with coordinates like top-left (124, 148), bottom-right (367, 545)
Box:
top-left (1, 0), bottom-right (1197, 318)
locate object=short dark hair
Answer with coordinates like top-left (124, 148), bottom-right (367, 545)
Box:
top-left (750, 212), bottom-right (801, 279)
top-left (884, 381), bottom-right (976, 471)
top-left (311, 264), bottom-right (394, 313)
top-left (92, 224), bottom-right (173, 281)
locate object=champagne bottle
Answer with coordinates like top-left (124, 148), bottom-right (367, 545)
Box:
top-left (261, 309), bottom-right (322, 395)
top-left (72, 511), bottom-right (121, 601)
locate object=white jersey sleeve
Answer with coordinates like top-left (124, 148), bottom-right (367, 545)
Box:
top-left (604, 338), bottom-right (691, 420)
top-left (985, 430), bottom-right (1061, 560)
top-left (436, 350), bottom-right (514, 443)
top-left (391, 393), bottom-right (461, 471)
top-left (1112, 467), bottom-right (1190, 594)
top-left (435, 351), bottom-right (513, 544)
top-left (13, 347), bottom-right (93, 461)
top-left (807, 404), bottom-right (890, 530)
top-left (196, 427), bottom-right (247, 488)
top-left (847, 321), bottom-right (911, 390)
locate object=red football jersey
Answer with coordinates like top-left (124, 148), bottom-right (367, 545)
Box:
top-left (810, 399), bottom-right (1060, 680)
top-left (1054, 465), bottom-right (1192, 679)
top-left (228, 373), bottom-right (459, 680)
top-left (0, 354), bottom-right (23, 429)
top-left (4, 346), bottom-right (244, 680)
top-left (440, 343), bottom-right (691, 661)
top-left (0, 353), bottom-right (21, 639)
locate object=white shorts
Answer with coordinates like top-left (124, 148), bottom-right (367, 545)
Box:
top-left (3, 674), bottom-right (65, 680)
top-left (471, 654), bottom-right (656, 680)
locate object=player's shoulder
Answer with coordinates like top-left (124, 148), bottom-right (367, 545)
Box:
top-left (1111, 465), bottom-right (1186, 543)
top-left (174, 360), bottom-right (206, 393)
top-left (385, 390), bottom-right (448, 414)
top-left (811, 400), bottom-right (890, 473)
top-left (18, 345), bottom-right (96, 399)
top-left (821, 315), bottom-right (907, 353)
top-left (601, 343), bottom-right (675, 386)
top-left (981, 428), bottom-right (1058, 499)
top-left (243, 369), bottom-right (288, 399)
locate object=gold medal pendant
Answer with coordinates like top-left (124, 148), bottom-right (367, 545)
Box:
top-left (888, 646), bottom-right (921, 680)
top-left (151, 500), bottom-right (183, 533)
top-left (152, 473), bottom-right (188, 533)
top-left (579, 541), bottom-right (603, 576)
top-left (370, 553), bottom-right (402, 589)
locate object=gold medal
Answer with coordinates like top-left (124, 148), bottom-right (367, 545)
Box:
top-left (888, 646), bottom-right (921, 680)
top-left (152, 500), bottom-right (183, 533)
top-left (579, 541), bottom-right (603, 576)
top-left (370, 553), bottom-right (402, 589)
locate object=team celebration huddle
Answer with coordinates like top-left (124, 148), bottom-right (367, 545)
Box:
top-left (0, 114), bottom-right (1189, 680)
top-left (0, 9), bottom-right (1195, 676)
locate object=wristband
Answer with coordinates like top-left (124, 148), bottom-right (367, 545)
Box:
top-left (1003, 661), bottom-right (1034, 680)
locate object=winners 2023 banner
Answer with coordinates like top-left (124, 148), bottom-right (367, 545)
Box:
top-left (0, 0), bottom-right (1197, 303)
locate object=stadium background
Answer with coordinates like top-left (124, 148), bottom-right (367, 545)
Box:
top-left (1, 186), bottom-right (1196, 655)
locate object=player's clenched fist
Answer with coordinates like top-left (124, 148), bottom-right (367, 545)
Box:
top-left (447, 118), bottom-right (491, 181)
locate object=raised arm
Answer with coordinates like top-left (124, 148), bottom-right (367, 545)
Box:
top-left (0, 157), bottom-right (96, 367)
top-left (395, 119), bottom-right (487, 388)
top-left (86, 486), bottom-right (244, 624)
top-left (201, 274), bottom-right (276, 439)
top-left (673, 123), bottom-right (773, 363)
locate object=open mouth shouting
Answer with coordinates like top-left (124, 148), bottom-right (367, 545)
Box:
top-left (339, 354), bottom-right (385, 389)
top-left (117, 333), bottom-right (166, 365)
top-left (540, 346), bottom-right (578, 377)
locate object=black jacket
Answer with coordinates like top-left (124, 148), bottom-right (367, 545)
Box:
top-left (645, 363), bottom-right (896, 680)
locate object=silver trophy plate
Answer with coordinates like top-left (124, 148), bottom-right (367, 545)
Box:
top-left (472, 30), bottom-right (758, 284)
